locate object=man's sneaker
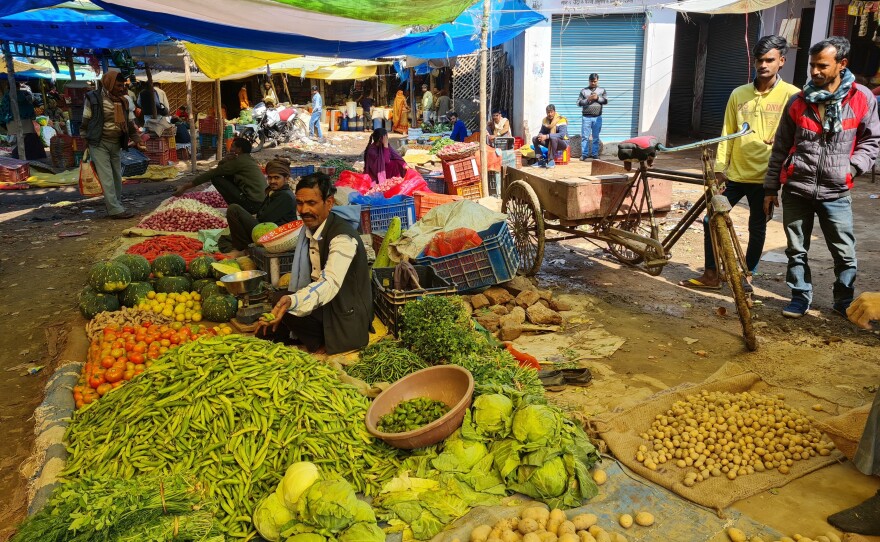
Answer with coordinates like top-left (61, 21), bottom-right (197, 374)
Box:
top-left (782, 297), bottom-right (810, 318)
top-left (545, 160), bottom-right (556, 169)
top-left (529, 160), bottom-right (546, 168)
top-left (832, 301), bottom-right (852, 318)
top-left (580, 156), bottom-right (589, 161)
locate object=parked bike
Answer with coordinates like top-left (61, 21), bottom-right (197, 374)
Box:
top-left (240, 102), bottom-right (308, 152)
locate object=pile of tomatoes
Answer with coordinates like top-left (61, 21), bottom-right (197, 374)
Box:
top-left (75, 321), bottom-right (231, 409)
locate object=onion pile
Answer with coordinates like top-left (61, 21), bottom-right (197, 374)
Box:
top-left (138, 209), bottom-right (227, 232)
top-left (177, 189), bottom-right (228, 208)
top-left (365, 176), bottom-right (404, 196)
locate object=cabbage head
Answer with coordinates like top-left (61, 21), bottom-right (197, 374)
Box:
top-left (511, 404), bottom-right (559, 445)
top-left (528, 456), bottom-right (568, 498)
top-left (286, 534), bottom-right (327, 542)
top-left (339, 522), bottom-right (385, 542)
top-left (351, 499), bottom-right (376, 524)
top-left (432, 438), bottom-right (488, 473)
top-left (298, 479), bottom-right (360, 534)
top-left (276, 462), bottom-right (320, 510)
top-left (472, 394), bottom-right (514, 436)
top-left (253, 493), bottom-right (296, 542)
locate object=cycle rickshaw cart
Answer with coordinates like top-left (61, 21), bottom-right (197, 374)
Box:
top-left (501, 125), bottom-right (758, 351)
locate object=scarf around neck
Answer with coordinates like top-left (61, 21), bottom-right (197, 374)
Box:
top-left (803, 68), bottom-right (855, 134)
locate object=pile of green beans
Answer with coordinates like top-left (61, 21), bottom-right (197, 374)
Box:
top-left (378, 397), bottom-right (450, 433)
top-left (62, 335), bottom-right (402, 540)
top-left (347, 340), bottom-right (428, 384)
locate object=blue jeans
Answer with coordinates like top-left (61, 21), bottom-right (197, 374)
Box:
top-left (309, 110), bottom-right (323, 138)
top-left (704, 181), bottom-right (766, 272)
top-left (581, 115), bottom-right (602, 157)
top-left (781, 189), bottom-right (857, 306)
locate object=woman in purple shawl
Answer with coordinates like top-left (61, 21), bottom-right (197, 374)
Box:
top-left (363, 128), bottom-right (407, 184)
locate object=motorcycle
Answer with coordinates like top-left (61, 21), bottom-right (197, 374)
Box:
top-left (240, 102), bottom-right (307, 152)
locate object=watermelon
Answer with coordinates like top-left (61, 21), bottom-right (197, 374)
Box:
top-left (189, 256), bottom-right (216, 279)
top-left (192, 279), bottom-right (213, 294)
top-left (152, 254), bottom-right (187, 278)
top-left (79, 287), bottom-right (121, 319)
top-left (155, 276), bottom-right (192, 293)
top-left (202, 294), bottom-right (238, 322)
top-left (120, 282), bottom-right (154, 307)
top-left (252, 222), bottom-right (278, 245)
top-left (200, 282), bottom-right (226, 299)
top-left (114, 254), bottom-right (151, 282)
top-left (88, 261), bottom-right (132, 293)
top-left (212, 260), bottom-right (241, 279)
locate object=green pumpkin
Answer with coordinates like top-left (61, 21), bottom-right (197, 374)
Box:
top-left (88, 261), bottom-right (132, 293)
top-left (79, 287), bottom-right (121, 320)
top-left (202, 294), bottom-right (238, 322)
top-left (212, 259), bottom-right (242, 279)
top-left (252, 222), bottom-right (278, 245)
top-left (191, 279), bottom-right (213, 295)
top-left (151, 254), bottom-right (187, 278)
top-left (113, 254), bottom-right (151, 282)
top-left (200, 282), bottom-right (226, 299)
top-left (189, 256), bottom-right (217, 280)
top-left (120, 282), bottom-right (154, 307)
top-left (155, 276), bottom-right (193, 294)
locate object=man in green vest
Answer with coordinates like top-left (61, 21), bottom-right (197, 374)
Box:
top-left (174, 137), bottom-right (267, 213)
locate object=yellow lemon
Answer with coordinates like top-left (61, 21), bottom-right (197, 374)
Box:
top-left (192, 313), bottom-right (203, 322)
top-left (147, 291), bottom-right (156, 299)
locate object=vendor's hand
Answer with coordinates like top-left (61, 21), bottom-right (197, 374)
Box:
top-left (257, 295), bottom-right (292, 336)
top-left (137, 144), bottom-right (147, 152)
top-left (847, 292), bottom-right (880, 329)
top-left (173, 183), bottom-right (192, 197)
top-left (763, 195), bottom-right (778, 217)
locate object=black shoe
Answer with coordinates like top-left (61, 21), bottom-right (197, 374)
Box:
top-left (108, 211), bottom-right (135, 220)
top-left (828, 490), bottom-right (880, 535)
top-left (537, 370), bottom-right (566, 390)
top-left (561, 367), bottom-right (592, 386)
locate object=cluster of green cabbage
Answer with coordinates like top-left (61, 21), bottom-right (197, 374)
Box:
top-left (252, 462), bottom-right (384, 542)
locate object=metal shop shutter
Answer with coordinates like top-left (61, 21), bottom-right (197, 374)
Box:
top-left (699, 13), bottom-right (760, 137)
top-left (550, 14), bottom-right (645, 142)
top-left (667, 14), bottom-right (700, 137)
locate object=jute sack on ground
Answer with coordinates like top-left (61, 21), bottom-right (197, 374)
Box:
top-left (593, 372), bottom-right (843, 511)
top-left (815, 402), bottom-right (870, 461)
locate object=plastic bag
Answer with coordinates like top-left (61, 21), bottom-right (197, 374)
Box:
top-left (383, 168), bottom-right (428, 198)
top-left (350, 193), bottom-right (406, 207)
top-left (424, 227), bottom-right (483, 258)
top-left (336, 170), bottom-right (373, 194)
top-left (78, 149), bottom-right (103, 197)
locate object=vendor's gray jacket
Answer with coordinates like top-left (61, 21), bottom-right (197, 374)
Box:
top-left (765, 84), bottom-right (880, 200)
top-left (577, 87), bottom-right (607, 117)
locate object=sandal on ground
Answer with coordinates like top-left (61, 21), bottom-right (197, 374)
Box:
top-left (678, 278), bottom-right (722, 290)
top-left (561, 368), bottom-right (592, 386)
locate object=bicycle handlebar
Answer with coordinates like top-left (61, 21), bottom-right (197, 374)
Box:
top-left (656, 123), bottom-right (753, 153)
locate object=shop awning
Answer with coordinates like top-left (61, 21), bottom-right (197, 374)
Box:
top-left (0, 7), bottom-right (165, 49)
top-left (0, 0), bottom-right (59, 18)
top-left (665, 0), bottom-right (786, 14)
top-left (183, 43), bottom-right (300, 80)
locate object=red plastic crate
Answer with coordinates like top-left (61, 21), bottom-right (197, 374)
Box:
top-left (145, 136), bottom-right (173, 153)
top-left (413, 191), bottom-right (463, 219)
top-left (454, 181), bottom-right (482, 201)
top-left (145, 149), bottom-right (172, 165)
top-left (0, 157), bottom-right (30, 183)
top-left (554, 148), bottom-right (570, 165)
top-left (360, 208), bottom-right (371, 235)
top-left (514, 137), bottom-right (524, 149)
top-left (199, 117), bottom-right (221, 135)
top-left (442, 157), bottom-right (480, 191)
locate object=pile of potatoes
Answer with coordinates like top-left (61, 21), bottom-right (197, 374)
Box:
top-left (634, 390), bottom-right (835, 485)
top-left (727, 527), bottom-right (842, 542)
top-left (460, 506), bottom-right (655, 542)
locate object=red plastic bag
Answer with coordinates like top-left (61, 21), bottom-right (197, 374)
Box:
top-left (424, 228), bottom-right (483, 258)
top-left (336, 170), bottom-right (373, 194)
top-left (384, 168), bottom-right (428, 198)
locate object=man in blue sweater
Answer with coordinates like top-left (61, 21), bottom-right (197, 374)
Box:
top-left (449, 111), bottom-right (468, 142)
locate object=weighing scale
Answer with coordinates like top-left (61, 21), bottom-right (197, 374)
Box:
top-left (220, 270), bottom-right (273, 332)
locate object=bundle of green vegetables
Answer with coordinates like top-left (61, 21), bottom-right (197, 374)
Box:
top-left (10, 474), bottom-right (224, 542)
top-left (375, 386), bottom-right (601, 540)
top-left (320, 158), bottom-right (355, 178)
top-left (429, 137), bottom-right (454, 155)
top-left (347, 339), bottom-right (428, 384)
top-left (253, 461), bottom-right (385, 542)
top-left (61, 335), bottom-right (402, 539)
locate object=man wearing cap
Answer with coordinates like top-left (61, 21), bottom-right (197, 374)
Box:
top-left (309, 85), bottom-right (324, 141)
top-left (576, 73), bottom-right (607, 160)
top-left (421, 84), bottom-right (434, 125)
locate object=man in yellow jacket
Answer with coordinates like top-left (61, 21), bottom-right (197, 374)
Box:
top-left (680, 35), bottom-right (800, 291)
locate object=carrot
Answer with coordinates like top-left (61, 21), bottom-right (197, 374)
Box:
top-left (504, 342), bottom-right (541, 370)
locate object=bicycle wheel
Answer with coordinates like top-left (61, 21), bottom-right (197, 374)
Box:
top-left (711, 214), bottom-right (758, 351)
top-left (502, 180), bottom-right (545, 276)
top-left (606, 179), bottom-right (661, 273)
top-left (291, 118), bottom-right (308, 140)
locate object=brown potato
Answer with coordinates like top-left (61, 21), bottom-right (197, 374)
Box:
top-left (634, 512), bottom-right (654, 527)
top-left (618, 514), bottom-right (633, 529)
top-left (471, 525), bottom-right (493, 542)
top-left (557, 521), bottom-right (577, 536)
top-left (571, 514), bottom-right (598, 531)
top-left (519, 519), bottom-right (540, 535)
top-left (727, 528), bottom-right (747, 542)
top-left (592, 469), bottom-right (608, 485)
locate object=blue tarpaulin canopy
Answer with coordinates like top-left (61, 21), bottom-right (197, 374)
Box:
top-left (0, 8), bottom-right (166, 49)
top-left (0, 0), bottom-right (58, 18)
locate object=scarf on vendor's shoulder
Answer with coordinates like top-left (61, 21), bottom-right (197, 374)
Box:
top-left (802, 68), bottom-right (855, 134)
top-left (100, 69), bottom-right (127, 129)
top-left (542, 114), bottom-right (567, 134)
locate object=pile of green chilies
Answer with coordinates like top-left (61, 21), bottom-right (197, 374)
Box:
top-left (347, 339), bottom-right (428, 384)
top-left (62, 335), bottom-right (402, 539)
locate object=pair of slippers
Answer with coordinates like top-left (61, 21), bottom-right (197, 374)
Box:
top-left (538, 368), bottom-right (593, 391)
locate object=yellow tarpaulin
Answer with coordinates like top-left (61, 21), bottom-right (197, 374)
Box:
top-left (278, 66), bottom-right (378, 80)
top-left (1, 57), bottom-right (52, 74)
top-left (184, 42), bottom-right (299, 80)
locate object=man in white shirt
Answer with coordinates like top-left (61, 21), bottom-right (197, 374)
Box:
top-left (259, 173), bottom-right (372, 354)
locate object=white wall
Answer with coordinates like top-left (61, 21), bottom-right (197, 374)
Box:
top-left (514, 19), bottom-right (553, 143)
top-left (638, 8), bottom-right (676, 142)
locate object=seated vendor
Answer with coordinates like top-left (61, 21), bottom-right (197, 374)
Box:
top-left (449, 111), bottom-right (468, 142)
top-left (173, 137), bottom-right (267, 213)
top-left (363, 128), bottom-right (407, 184)
top-left (171, 116), bottom-right (191, 145)
top-left (488, 110), bottom-right (511, 145)
top-left (258, 173), bottom-right (372, 354)
top-left (531, 104), bottom-right (568, 169)
top-left (218, 157), bottom-right (297, 255)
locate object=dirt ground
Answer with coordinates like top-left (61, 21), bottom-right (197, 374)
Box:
top-left (0, 135), bottom-right (877, 541)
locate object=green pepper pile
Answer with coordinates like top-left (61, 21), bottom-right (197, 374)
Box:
top-left (378, 397), bottom-right (450, 433)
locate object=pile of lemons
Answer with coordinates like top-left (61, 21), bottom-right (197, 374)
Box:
top-left (138, 291), bottom-right (204, 322)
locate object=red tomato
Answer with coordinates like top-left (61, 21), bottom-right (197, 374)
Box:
top-left (105, 366), bottom-right (124, 383)
top-left (122, 326), bottom-right (135, 334)
top-left (111, 381), bottom-right (124, 388)
top-left (159, 339), bottom-right (171, 347)
top-left (142, 321), bottom-right (152, 328)
top-left (88, 375), bottom-right (104, 388)
top-left (101, 356), bottom-right (115, 369)
top-left (170, 335), bottom-right (181, 345)
top-left (110, 348), bottom-right (124, 358)
top-left (75, 399), bottom-right (85, 409)
top-left (133, 343), bottom-right (146, 354)
top-left (135, 333), bottom-right (147, 342)
top-left (130, 353), bottom-right (145, 365)
top-left (96, 383), bottom-right (112, 396)
top-left (133, 365), bottom-right (145, 375)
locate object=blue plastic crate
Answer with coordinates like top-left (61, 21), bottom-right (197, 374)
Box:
top-left (198, 134), bottom-right (218, 147)
top-left (291, 165), bottom-right (315, 178)
top-left (415, 221), bottom-right (520, 292)
top-left (120, 148), bottom-right (149, 177)
top-left (363, 196), bottom-right (416, 234)
top-left (425, 174), bottom-right (446, 195)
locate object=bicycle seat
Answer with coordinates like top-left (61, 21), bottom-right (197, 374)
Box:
top-left (617, 136), bottom-right (658, 162)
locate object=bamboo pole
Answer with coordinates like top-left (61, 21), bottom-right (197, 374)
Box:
top-left (66, 48), bottom-right (76, 81)
top-left (409, 67), bottom-right (416, 130)
top-left (183, 49), bottom-right (197, 173)
top-left (214, 79), bottom-right (223, 161)
top-left (478, 0), bottom-right (489, 197)
top-left (3, 43), bottom-right (26, 161)
top-left (281, 73), bottom-right (291, 104)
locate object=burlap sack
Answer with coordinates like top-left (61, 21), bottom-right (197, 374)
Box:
top-left (815, 403), bottom-right (871, 461)
top-left (594, 372), bottom-right (843, 510)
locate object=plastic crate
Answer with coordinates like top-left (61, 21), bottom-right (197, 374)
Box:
top-left (223, 125), bottom-right (234, 140)
top-left (554, 148), bottom-right (570, 165)
top-left (454, 181), bottom-right (483, 201)
top-left (120, 148), bottom-right (150, 177)
top-left (415, 221), bottom-right (519, 292)
top-left (360, 208), bottom-right (371, 235)
top-left (442, 157), bottom-right (480, 190)
top-left (291, 165), bottom-right (315, 178)
top-left (425, 174), bottom-right (446, 195)
top-left (145, 149), bottom-right (173, 165)
top-left (198, 134), bottom-right (218, 148)
top-left (0, 157), bottom-right (30, 183)
top-left (199, 117), bottom-right (220, 134)
top-left (145, 136), bottom-right (171, 153)
top-left (372, 265), bottom-right (457, 336)
top-left (363, 197), bottom-right (416, 234)
top-left (514, 137), bottom-right (524, 150)
top-left (493, 137), bottom-right (514, 150)
top-left (249, 245), bottom-right (295, 287)
top-left (413, 191), bottom-right (463, 220)
top-left (371, 232), bottom-right (384, 253)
